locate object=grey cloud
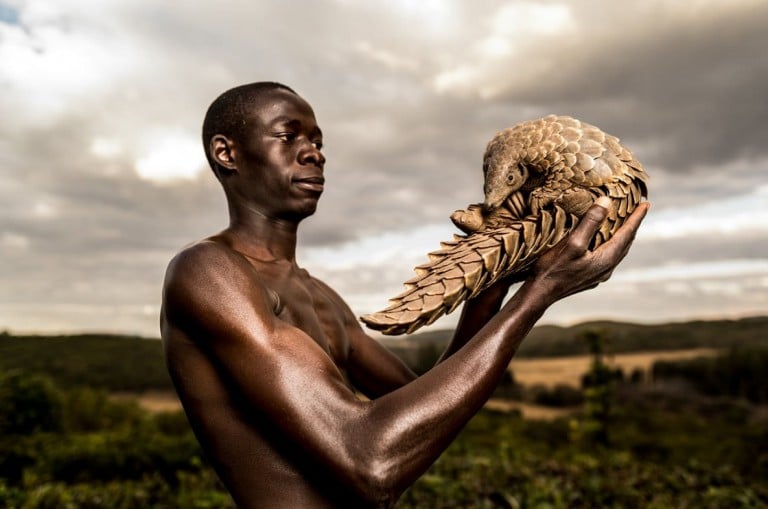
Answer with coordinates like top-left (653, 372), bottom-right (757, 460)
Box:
top-left (489, 2), bottom-right (768, 172)
top-left (627, 233), bottom-right (768, 269)
top-left (2, 0), bottom-right (766, 335)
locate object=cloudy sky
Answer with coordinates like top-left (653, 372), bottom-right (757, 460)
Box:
top-left (1, 0), bottom-right (766, 337)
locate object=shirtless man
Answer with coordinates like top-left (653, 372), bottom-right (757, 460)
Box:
top-left (160, 82), bottom-right (649, 508)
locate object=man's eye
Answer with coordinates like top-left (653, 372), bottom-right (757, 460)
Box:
top-left (312, 140), bottom-right (323, 150)
top-left (276, 133), bottom-right (296, 142)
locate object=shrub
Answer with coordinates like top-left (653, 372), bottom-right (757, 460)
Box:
top-left (0, 371), bottom-right (62, 435)
top-left (653, 346), bottom-right (768, 403)
top-left (532, 384), bottom-right (584, 407)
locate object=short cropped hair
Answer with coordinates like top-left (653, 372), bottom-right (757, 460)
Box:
top-left (202, 82), bottom-right (297, 178)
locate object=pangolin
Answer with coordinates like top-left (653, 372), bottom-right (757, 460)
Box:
top-left (360, 114), bottom-right (648, 335)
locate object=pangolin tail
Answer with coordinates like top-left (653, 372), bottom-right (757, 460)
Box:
top-left (360, 206), bottom-right (579, 335)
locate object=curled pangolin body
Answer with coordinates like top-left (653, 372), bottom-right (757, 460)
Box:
top-left (361, 115), bottom-right (648, 335)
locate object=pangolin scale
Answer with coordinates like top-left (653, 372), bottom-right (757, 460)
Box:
top-left (361, 114), bottom-right (648, 335)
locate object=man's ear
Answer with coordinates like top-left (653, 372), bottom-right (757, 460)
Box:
top-left (210, 135), bottom-right (238, 172)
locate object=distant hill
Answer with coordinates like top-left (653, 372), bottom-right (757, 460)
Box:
top-left (0, 333), bottom-right (172, 392)
top-left (380, 316), bottom-right (768, 364)
top-left (1, 316), bottom-right (766, 391)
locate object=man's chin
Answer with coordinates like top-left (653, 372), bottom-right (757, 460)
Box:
top-left (290, 200), bottom-right (320, 221)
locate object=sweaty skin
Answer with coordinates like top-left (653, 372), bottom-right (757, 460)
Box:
top-left (160, 86), bottom-right (649, 508)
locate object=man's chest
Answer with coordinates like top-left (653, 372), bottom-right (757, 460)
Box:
top-left (261, 270), bottom-right (350, 367)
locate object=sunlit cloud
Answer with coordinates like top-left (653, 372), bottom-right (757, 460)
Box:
top-left (0, 5), bottom-right (143, 126)
top-left (304, 223), bottom-right (454, 270)
top-left (1, 232), bottom-right (30, 250)
top-left (90, 138), bottom-right (125, 159)
top-left (615, 259), bottom-right (768, 284)
top-left (134, 132), bottom-right (206, 183)
top-left (434, 2), bottom-right (574, 95)
top-left (480, 2), bottom-right (574, 57)
top-left (32, 201), bottom-right (57, 219)
top-left (433, 65), bottom-right (480, 94)
top-left (640, 185), bottom-right (768, 240)
top-left (353, 41), bottom-right (420, 72)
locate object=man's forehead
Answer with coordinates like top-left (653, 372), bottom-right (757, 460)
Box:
top-left (248, 89), bottom-right (316, 125)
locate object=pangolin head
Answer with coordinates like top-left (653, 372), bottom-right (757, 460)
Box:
top-left (481, 133), bottom-right (529, 211)
top-left (482, 159), bottom-right (528, 211)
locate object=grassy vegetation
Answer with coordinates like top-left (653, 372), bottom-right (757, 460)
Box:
top-left (1, 321), bottom-right (766, 507)
top-left (1, 368), bottom-right (766, 508)
top-left (400, 402), bottom-right (768, 508)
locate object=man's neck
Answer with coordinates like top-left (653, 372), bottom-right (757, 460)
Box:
top-left (226, 201), bottom-right (300, 263)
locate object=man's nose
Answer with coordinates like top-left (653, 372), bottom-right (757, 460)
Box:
top-left (299, 142), bottom-right (325, 167)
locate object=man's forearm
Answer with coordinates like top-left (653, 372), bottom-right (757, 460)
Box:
top-left (437, 279), bottom-right (511, 363)
top-left (365, 279), bottom-right (549, 498)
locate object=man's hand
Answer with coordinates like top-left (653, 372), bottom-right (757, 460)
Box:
top-left (528, 196), bottom-right (649, 305)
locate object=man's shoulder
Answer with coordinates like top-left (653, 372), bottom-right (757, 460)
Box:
top-left (163, 237), bottom-right (261, 300)
top-left (167, 237), bottom-right (247, 276)
top-left (162, 238), bottom-right (274, 331)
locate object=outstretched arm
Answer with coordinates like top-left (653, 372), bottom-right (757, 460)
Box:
top-left (438, 196), bottom-right (641, 362)
top-left (163, 200), bottom-right (647, 506)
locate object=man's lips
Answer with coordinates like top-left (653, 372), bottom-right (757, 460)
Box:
top-left (292, 176), bottom-right (325, 192)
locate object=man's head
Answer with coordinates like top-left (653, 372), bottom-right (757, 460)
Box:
top-left (203, 82), bottom-right (326, 222)
top-left (202, 82), bottom-right (297, 179)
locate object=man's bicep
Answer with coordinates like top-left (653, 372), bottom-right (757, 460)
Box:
top-left (187, 316), bottom-right (374, 487)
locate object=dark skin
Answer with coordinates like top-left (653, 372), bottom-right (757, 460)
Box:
top-left (160, 88), bottom-right (649, 508)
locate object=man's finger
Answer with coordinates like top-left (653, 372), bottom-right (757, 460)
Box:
top-left (594, 201), bottom-right (650, 261)
top-left (595, 202), bottom-right (650, 263)
top-left (568, 196), bottom-right (611, 251)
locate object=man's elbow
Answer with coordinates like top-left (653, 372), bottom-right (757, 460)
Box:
top-left (351, 457), bottom-right (404, 508)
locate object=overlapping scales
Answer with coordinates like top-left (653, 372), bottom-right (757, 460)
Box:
top-left (361, 206), bottom-right (578, 335)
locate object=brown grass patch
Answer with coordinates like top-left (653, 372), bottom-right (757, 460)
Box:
top-left (111, 390), bottom-right (181, 413)
top-left (509, 348), bottom-right (720, 388)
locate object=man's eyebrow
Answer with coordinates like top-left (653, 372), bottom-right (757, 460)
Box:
top-left (268, 116), bottom-right (322, 137)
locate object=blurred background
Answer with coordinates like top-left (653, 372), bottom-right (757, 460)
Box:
top-left (1, 1), bottom-right (766, 507)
